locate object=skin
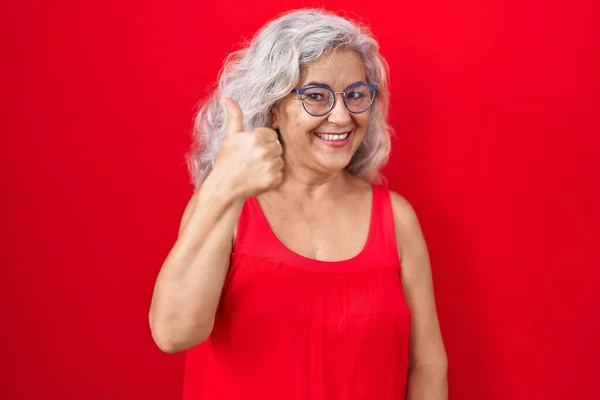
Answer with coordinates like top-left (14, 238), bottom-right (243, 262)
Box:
top-left (272, 49), bottom-right (369, 188)
top-left (150, 48), bottom-right (447, 399)
top-left (263, 48), bottom-right (374, 261)
top-left (271, 48), bottom-right (448, 399)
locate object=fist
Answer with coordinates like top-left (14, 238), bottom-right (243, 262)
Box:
top-left (213, 97), bottom-right (284, 200)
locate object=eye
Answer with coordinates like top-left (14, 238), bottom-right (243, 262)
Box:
top-left (347, 91), bottom-right (365, 100)
top-left (305, 92), bottom-right (326, 101)
top-left (301, 87), bottom-right (331, 103)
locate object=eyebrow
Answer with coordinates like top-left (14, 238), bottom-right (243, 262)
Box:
top-left (302, 80), bottom-right (367, 88)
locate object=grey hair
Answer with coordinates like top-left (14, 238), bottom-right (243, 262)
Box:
top-left (187, 8), bottom-right (392, 188)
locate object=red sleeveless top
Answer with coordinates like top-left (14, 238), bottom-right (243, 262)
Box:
top-left (182, 184), bottom-right (411, 400)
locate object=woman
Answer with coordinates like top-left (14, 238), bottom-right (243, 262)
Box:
top-left (149, 8), bottom-right (447, 400)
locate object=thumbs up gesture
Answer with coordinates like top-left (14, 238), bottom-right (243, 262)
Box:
top-left (212, 97), bottom-right (284, 200)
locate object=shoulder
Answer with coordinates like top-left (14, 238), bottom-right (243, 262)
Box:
top-left (388, 190), bottom-right (420, 231)
top-left (386, 189), bottom-right (428, 266)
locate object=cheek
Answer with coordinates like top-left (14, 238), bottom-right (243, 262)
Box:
top-left (351, 115), bottom-right (369, 136)
top-left (288, 112), bottom-right (323, 135)
top-left (358, 112), bottom-right (371, 128)
top-left (352, 116), bottom-right (370, 143)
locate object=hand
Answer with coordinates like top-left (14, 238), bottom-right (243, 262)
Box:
top-left (212, 97), bottom-right (284, 200)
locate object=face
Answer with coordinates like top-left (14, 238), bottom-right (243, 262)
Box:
top-left (272, 49), bottom-right (371, 177)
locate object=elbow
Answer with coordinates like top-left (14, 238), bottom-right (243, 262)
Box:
top-left (149, 313), bottom-right (214, 354)
top-left (152, 334), bottom-right (191, 354)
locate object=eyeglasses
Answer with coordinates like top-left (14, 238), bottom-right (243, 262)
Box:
top-left (291, 82), bottom-right (379, 117)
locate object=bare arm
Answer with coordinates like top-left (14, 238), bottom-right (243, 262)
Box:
top-left (149, 97), bottom-right (283, 354)
top-left (148, 172), bottom-right (243, 353)
top-left (391, 192), bottom-right (448, 399)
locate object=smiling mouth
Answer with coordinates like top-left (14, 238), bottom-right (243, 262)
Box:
top-left (314, 131), bottom-right (351, 141)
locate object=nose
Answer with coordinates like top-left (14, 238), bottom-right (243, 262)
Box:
top-left (327, 93), bottom-right (352, 125)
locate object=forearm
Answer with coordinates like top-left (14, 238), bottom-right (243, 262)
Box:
top-left (149, 174), bottom-right (243, 352)
top-left (406, 363), bottom-right (448, 400)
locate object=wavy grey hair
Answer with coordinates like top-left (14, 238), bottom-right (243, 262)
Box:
top-left (187, 8), bottom-right (392, 188)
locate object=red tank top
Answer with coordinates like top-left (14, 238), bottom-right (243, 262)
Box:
top-left (182, 184), bottom-right (411, 400)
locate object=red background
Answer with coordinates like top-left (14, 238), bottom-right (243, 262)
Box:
top-left (1, 0), bottom-right (599, 399)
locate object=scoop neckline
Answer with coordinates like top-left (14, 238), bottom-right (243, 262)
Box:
top-left (251, 184), bottom-right (376, 266)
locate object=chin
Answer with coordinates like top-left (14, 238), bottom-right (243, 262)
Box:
top-left (314, 154), bottom-right (354, 174)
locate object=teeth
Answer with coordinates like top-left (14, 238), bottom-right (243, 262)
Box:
top-left (315, 132), bottom-right (350, 141)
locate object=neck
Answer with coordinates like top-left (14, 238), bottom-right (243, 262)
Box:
top-left (276, 164), bottom-right (352, 200)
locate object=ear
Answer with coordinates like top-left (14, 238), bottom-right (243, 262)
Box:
top-left (270, 107), bottom-right (279, 130)
top-left (271, 99), bottom-right (286, 130)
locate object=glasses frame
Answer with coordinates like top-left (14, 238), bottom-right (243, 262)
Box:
top-left (291, 82), bottom-right (379, 117)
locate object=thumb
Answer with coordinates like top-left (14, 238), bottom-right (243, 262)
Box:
top-left (221, 97), bottom-right (244, 135)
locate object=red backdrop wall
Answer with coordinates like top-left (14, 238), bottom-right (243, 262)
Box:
top-left (1, 0), bottom-right (598, 399)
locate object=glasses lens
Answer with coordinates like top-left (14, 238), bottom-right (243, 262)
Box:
top-left (301, 87), bottom-right (333, 116)
top-left (344, 84), bottom-right (375, 113)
